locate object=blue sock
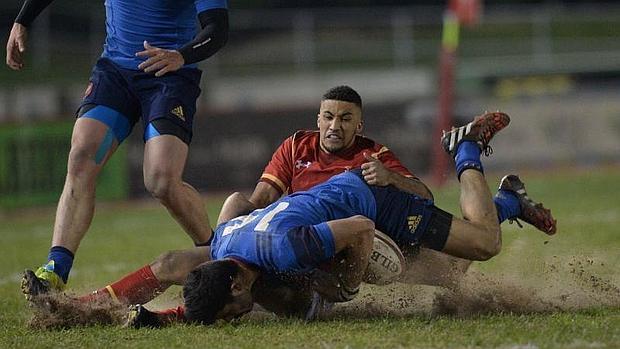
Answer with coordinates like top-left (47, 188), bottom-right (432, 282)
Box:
top-left (494, 190), bottom-right (521, 223)
top-left (46, 246), bottom-right (74, 284)
top-left (454, 141), bottom-right (483, 179)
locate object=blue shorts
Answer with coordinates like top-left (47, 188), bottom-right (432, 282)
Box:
top-left (348, 169), bottom-right (447, 250)
top-left (78, 57), bottom-right (202, 144)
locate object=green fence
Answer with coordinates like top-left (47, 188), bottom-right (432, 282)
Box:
top-left (0, 122), bottom-right (128, 209)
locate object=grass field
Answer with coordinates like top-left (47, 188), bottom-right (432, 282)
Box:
top-left (0, 167), bottom-right (619, 348)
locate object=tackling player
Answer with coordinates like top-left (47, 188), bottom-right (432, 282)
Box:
top-left (7, 0), bottom-right (228, 294)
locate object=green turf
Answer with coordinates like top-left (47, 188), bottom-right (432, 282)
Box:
top-left (0, 168), bottom-right (619, 348)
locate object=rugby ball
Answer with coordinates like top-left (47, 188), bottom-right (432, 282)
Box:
top-left (363, 229), bottom-right (405, 285)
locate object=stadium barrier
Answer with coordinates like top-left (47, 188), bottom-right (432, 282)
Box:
top-left (0, 122), bottom-right (128, 208)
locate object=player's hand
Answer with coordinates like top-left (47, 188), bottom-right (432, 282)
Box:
top-left (6, 23), bottom-right (28, 70)
top-left (361, 153), bottom-right (392, 186)
top-left (136, 41), bottom-right (185, 77)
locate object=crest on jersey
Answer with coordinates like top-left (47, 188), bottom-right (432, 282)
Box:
top-left (171, 106), bottom-right (185, 121)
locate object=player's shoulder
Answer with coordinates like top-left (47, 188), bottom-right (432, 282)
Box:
top-left (291, 129), bottom-right (319, 141)
top-left (354, 135), bottom-right (388, 151)
top-left (290, 130), bottom-right (320, 146)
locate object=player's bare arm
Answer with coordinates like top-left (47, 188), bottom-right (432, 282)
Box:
top-left (323, 216), bottom-right (375, 301)
top-left (361, 153), bottom-right (433, 200)
top-left (248, 182), bottom-right (282, 209)
top-left (136, 7), bottom-right (228, 76)
top-left (7, 0), bottom-right (57, 70)
top-left (6, 23), bottom-right (28, 70)
top-left (217, 192), bottom-right (257, 225)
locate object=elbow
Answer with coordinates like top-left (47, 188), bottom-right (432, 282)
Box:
top-left (351, 215), bottom-right (375, 243)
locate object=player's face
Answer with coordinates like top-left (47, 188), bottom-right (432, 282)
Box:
top-left (318, 100), bottom-right (363, 153)
top-left (215, 290), bottom-right (254, 322)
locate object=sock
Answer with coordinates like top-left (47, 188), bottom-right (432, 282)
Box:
top-left (155, 306), bottom-right (186, 324)
top-left (454, 141), bottom-right (483, 180)
top-left (494, 190), bottom-right (521, 223)
top-left (78, 265), bottom-right (163, 305)
top-left (47, 246), bottom-right (74, 284)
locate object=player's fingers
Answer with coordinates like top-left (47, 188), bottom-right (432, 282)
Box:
top-left (363, 153), bottom-right (377, 162)
top-left (7, 45), bottom-right (23, 70)
top-left (361, 162), bottom-right (372, 170)
top-left (17, 37), bottom-right (26, 52)
top-left (154, 65), bottom-right (172, 77)
top-left (138, 54), bottom-right (164, 70)
top-left (143, 59), bottom-right (168, 73)
top-left (135, 50), bottom-right (152, 57)
top-left (364, 174), bottom-right (376, 184)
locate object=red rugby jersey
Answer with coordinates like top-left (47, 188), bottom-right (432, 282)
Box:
top-left (260, 130), bottom-right (415, 195)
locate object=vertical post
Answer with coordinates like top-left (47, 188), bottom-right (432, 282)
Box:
top-left (431, 0), bottom-right (481, 186)
top-left (431, 10), bottom-right (460, 186)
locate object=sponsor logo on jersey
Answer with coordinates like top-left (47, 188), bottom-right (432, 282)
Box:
top-left (171, 106), bottom-right (185, 121)
top-left (407, 215), bottom-right (422, 234)
top-left (295, 160), bottom-right (312, 169)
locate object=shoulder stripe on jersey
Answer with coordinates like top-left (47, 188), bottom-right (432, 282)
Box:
top-left (291, 132), bottom-right (298, 169)
top-left (261, 173), bottom-right (287, 193)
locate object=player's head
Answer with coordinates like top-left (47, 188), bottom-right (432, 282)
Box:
top-left (183, 259), bottom-right (254, 324)
top-left (318, 85), bottom-right (364, 153)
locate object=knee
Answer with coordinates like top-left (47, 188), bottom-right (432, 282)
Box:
top-left (66, 143), bottom-right (99, 179)
top-left (474, 227), bottom-right (502, 261)
top-left (144, 167), bottom-right (177, 201)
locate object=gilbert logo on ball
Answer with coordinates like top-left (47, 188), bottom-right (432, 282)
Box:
top-left (364, 229), bottom-right (405, 285)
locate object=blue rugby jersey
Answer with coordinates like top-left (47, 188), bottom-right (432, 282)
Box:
top-left (101, 0), bottom-right (227, 69)
top-left (210, 171), bottom-right (377, 272)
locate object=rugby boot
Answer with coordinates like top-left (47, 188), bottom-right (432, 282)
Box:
top-left (124, 304), bottom-right (163, 328)
top-left (21, 261), bottom-right (66, 301)
top-left (441, 111), bottom-right (510, 157)
top-left (498, 174), bottom-right (557, 235)
top-left (304, 291), bottom-right (334, 322)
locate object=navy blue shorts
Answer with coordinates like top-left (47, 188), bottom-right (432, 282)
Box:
top-left (78, 57), bottom-right (202, 144)
top-left (350, 169), bottom-right (452, 252)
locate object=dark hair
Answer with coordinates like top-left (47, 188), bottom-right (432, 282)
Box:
top-left (182, 259), bottom-right (240, 324)
top-left (321, 85), bottom-right (362, 109)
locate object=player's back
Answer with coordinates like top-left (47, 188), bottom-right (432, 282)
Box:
top-left (211, 171), bottom-right (377, 271)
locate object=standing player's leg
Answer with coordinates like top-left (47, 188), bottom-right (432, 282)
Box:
top-left (138, 68), bottom-right (212, 246)
top-left (21, 112), bottom-right (127, 297)
top-left (21, 68), bottom-right (140, 297)
top-left (21, 58), bottom-right (140, 296)
top-left (143, 134), bottom-right (212, 245)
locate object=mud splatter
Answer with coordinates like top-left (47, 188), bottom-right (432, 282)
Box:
top-left (27, 292), bottom-right (126, 329)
